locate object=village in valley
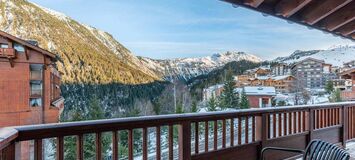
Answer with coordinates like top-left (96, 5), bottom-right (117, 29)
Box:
top-left (202, 58), bottom-right (355, 110)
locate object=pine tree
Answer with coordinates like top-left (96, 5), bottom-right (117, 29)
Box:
top-left (176, 102), bottom-right (184, 114)
top-left (207, 94), bottom-right (218, 111)
top-left (240, 89), bottom-right (249, 109)
top-left (277, 100), bottom-right (287, 106)
top-left (219, 67), bottom-right (239, 109)
top-left (191, 100), bottom-right (198, 112)
top-left (87, 95), bottom-right (104, 120)
top-left (153, 101), bottom-right (161, 115)
top-left (330, 89), bottom-right (342, 102)
top-left (325, 80), bottom-right (334, 94)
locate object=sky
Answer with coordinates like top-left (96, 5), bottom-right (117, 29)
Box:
top-left (30, 0), bottom-right (354, 60)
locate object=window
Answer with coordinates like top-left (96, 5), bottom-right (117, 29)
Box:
top-left (14, 43), bottom-right (25, 52)
top-left (0, 43), bottom-right (8, 48)
top-left (30, 98), bottom-right (42, 107)
top-left (30, 64), bottom-right (43, 80)
top-left (30, 81), bottom-right (42, 96)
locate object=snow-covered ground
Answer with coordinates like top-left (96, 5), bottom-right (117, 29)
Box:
top-left (275, 93), bottom-right (330, 106)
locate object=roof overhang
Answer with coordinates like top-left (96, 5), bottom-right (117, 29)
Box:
top-left (0, 30), bottom-right (56, 58)
top-left (340, 68), bottom-right (355, 79)
top-left (221, 0), bottom-right (355, 41)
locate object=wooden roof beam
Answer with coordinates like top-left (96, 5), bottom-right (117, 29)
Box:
top-left (244, 0), bottom-right (264, 8)
top-left (301, 0), bottom-right (352, 25)
top-left (275, 0), bottom-right (312, 18)
top-left (336, 20), bottom-right (355, 36)
top-left (318, 2), bottom-right (355, 31)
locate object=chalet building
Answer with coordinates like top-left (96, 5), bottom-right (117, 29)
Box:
top-left (244, 67), bottom-right (271, 78)
top-left (272, 75), bottom-right (296, 93)
top-left (234, 75), bottom-right (252, 87)
top-left (242, 86), bottom-right (276, 108)
top-left (0, 31), bottom-right (64, 128)
top-left (291, 58), bottom-right (333, 90)
top-left (245, 75), bottom-right (296, 93)
top-left (272, 63), bottom-right (290, 76)
top-left (332, 79), bottom-right (347, 91)
top-left (340, 68), bottom-right (355, 101)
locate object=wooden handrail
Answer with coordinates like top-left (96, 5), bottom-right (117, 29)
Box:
top-left (14, 102), bottom-right (355, 140)
top-left (0, 102), bottom-right (354, 160)
top-left (0, 128), bottom-right (18, 150)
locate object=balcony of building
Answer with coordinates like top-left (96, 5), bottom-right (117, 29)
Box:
top-left (342, 91), bottom-right (355, 101)
top-left (1, 102), bottom-right (355, 160)
top-left (0, 48), bottom-right (15, 59)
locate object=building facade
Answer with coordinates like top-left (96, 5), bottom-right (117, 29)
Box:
top-left (291, 58), bottom-right (331, 90)
top-left (202, 84), bottom-right (224, 101)
top-left (340, 68), bottom-right (355, 101)
top-left (272, 63), bottom-right (290, 76)
top-left (0, 31), bottom-right (64, 128)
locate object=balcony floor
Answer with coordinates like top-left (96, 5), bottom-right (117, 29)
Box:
top-left (347, 141), bottom-right (355, 160)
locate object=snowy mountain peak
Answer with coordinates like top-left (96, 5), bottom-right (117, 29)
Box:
top-left (274, 45), bottom-right (355, 66)
top-left (31, 2), bottom-right (69, 21)
top-left (139, 51), bottom-right (263, 81)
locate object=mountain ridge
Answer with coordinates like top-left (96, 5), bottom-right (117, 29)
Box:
top-left (273, 45), bottom-right (355, 66)
top-left (139, 51), bottom-right (263, 81)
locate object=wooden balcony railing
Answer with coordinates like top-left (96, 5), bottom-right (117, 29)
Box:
top-left (0, 48), bottom-right (15, 58)
top-left (1, 102), bottom-right (355, 160)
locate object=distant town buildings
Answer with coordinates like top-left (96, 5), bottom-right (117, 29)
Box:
top-left (202, 57), bottom-right (355, 108)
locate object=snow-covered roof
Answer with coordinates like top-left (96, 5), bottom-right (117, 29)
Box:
top-left (250, 75), bottom-right (294, 81)
top-left (256, 76), bottom-right (271, 80)
top-left (243, 86), bottom-right (276, 96)
top-left (272, 75), bottom-right (294, 81)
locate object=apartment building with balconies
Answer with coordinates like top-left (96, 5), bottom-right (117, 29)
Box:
top-left (0, 31), bottom-right (64, 128)
top-left (291, 58), bottom-right (332, 91)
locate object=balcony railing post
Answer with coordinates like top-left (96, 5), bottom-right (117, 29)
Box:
top-left (179, 121), bottom-right (191, 160)
top-left (341, 105), bottom-right (348, 148)
top-left (306, 108), bottom-right (314, 145)
top-left (258, 113), bottom-right (269, 159)
top-left (0, 143), bottom-right (15, 160)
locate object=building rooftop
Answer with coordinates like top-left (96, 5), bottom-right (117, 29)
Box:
top-left (244, 86), bottom-right (276, 96)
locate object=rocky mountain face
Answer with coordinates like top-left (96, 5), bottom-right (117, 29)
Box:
top-left (139, 51), bottom-right (262, 81)
top-left (274, 45), bottom-right (355, 66)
